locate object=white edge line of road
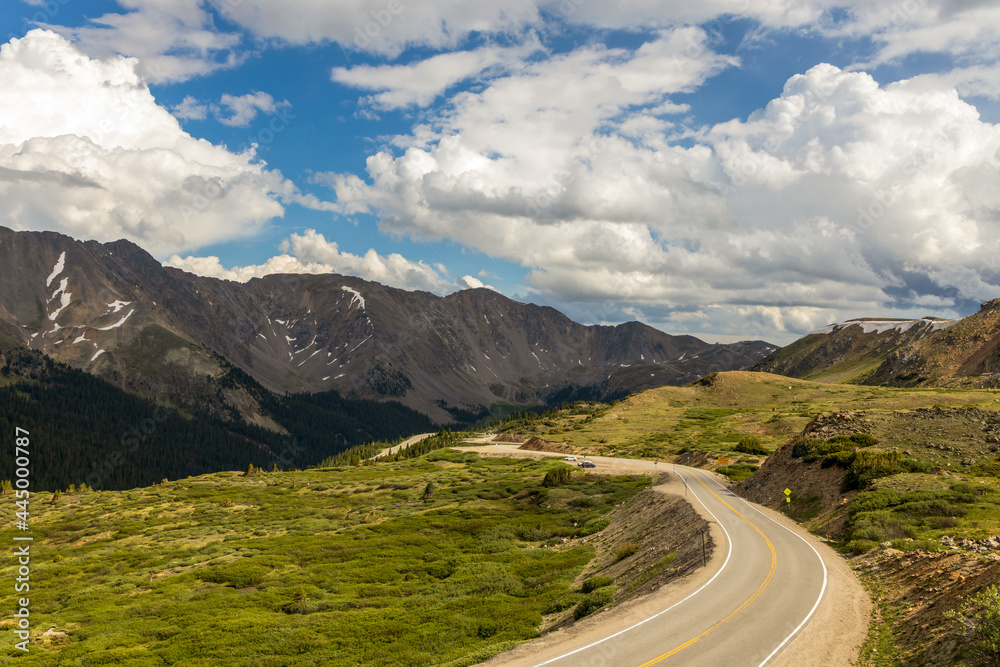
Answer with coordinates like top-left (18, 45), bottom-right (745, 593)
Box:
top-left (531, 465), bottom-right (734, 667)
top-left (687, 469), bottom-right (830, 667)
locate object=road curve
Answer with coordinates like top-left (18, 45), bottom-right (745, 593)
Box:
top-left (468, 447), bottom-right (842, 667)
top-left (370, 432), bottom-right (435, 459)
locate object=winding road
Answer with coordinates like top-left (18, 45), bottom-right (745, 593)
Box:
top-left (370, 432), bottom-right (434, 459)
top-left (467, 446), bottom-right (869, 667)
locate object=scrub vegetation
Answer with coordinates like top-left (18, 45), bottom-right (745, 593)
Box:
top-left (0, 451), bottom-right (649, 665)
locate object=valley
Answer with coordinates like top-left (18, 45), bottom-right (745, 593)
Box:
top-left (7, 369), bottom-right (1000, 664)
top-left (5, 231), bottom-right (1000, 665)
top-left (487, 372), bottom-right (1000, 666)
top-left (0, 227), bottom-right (772, 425)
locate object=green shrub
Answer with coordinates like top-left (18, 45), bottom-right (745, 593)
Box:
top-left (896, 499), bottom-right (966, 518)
top-left (544, 592), bottom-right (583, 614)
top-left (542, 466), bottom-right (572, 487)
top-left (849, 489), bottom-right (904, 515)
top-left (734, 436), bottom-right (768, 455)
top-left (946, 585), bottom-right (1000, 666)
top-left (719, 463), bottom-right (758, 482)
top-left (578, 518), bottom-right (610, 537)
top-left (848, 510), bottom-right (906, 542)
top-left (574, 587), bottom-right (615, 620)
top-left (200, 561), bottom-right (268, 588)
top-left (581, 575), bottom-right (614, 594)
top-left (437, 641), bottom-right (523, 667)
top-left (446, 562), bottom-right (522, 597)
top-left (891, 538), bottom-right (943, 552)
top-left (615, 543), bottom-right (640, 561)
top-left (792, 438), bottom-right (847, 461)
top-left (845, 449), bottom-right (903, 489)
top-left (844, 539), bottom-right (878, 554)
top-left (928, 516), bottom-right (960, 529)
top-left (952, 482), bottom-right (997, 499)
top-left (794, 433), bottom-right (880, 466)
top-left (901, 458), bottom-right (934, 474)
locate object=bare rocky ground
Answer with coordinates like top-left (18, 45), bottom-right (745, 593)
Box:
top-left (853, 546), bottom-right (1000, 666)
top-left (738, 406), bottom-right (1000, 665)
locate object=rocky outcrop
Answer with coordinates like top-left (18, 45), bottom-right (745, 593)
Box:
top-left (755, 304), bottom-right (1000, 389)
top-left (939, 535), bottom-right (1000, 553)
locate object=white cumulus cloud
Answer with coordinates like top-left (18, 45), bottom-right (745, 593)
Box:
top-left (331, 39), bottom-right (543, 109)
top-left (46, 0), bottom-right (243, 83)
top-left (170, 95), bottom-right (209, 120)
top-left (215, 0), bottom-right (542, 55)
top-left (216, 91), bottom-right (291, 128)
top-left (0, 30), bottom-right (324, 256)
top-left (320, 50), bottom-right (1000, 343)
top-left (166, 229), bottom-right (474, 294)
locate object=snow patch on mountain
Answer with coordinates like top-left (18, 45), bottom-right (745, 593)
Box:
top-left (342, 286), bottom-right (365, 310)
top-left (810, 318), bottom-right (961, 335)
top-left (97, 308), bottom-right (134, 330)
top-left (46, 252), bottom-right (66, 288)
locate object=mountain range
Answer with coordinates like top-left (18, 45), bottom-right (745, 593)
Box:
top-left (753, 300), bottom-right (1000, 388)
top-left (0, 227), bottom-right (774, 424)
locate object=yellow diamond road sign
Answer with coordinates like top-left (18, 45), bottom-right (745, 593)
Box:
top-left (784, 488), bottom-right (791, 495)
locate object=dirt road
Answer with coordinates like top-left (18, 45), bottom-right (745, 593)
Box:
top-left (370, 432), bottom-right (434, 459)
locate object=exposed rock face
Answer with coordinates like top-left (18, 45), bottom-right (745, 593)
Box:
top-left (754, 306), bottom-right (1000, 389)
top-left (0, 227), bottom-right (773, 421)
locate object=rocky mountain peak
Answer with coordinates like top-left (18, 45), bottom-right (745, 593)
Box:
top-left (0, 226), bottom-right (775, 421)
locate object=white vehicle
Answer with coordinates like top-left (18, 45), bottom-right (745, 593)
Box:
top-left (563, 456), bottom-right (577, 461)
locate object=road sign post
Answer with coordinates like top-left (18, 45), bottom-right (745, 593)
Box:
top-left (718, 456), bottom-right (729, 476)
top-left (783, 488), bottom-right (791, 504)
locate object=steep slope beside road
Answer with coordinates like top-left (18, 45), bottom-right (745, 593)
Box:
top-left (466, 446), bottom-right (870, 667)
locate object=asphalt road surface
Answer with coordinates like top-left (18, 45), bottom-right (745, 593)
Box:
top-left (466, 447), bottom-right (833, 667)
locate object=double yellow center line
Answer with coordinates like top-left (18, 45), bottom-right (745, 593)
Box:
top-left (637, 470), bottom-right (777, 666)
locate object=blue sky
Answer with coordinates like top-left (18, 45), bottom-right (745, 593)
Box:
top-left (2, 1), bottom-right (1000, 345)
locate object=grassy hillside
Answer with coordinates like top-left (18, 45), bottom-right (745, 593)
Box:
top-left (491, 371), bottom-right (1000, 478)
top-left (494, 372), bottom-right (1000, 666)
top-left (0, 451), bottom-right (650, 665)
top-left (8, 370), bottom-right (1000, 665)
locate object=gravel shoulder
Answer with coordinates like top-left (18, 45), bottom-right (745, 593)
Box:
top-left (746, 501), bottom-right (872, 667)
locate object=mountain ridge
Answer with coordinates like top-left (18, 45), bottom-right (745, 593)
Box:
top-left (753, 301), bottom-right (1000, 388)
top-left (0, 226), bottom-right (774, 422)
